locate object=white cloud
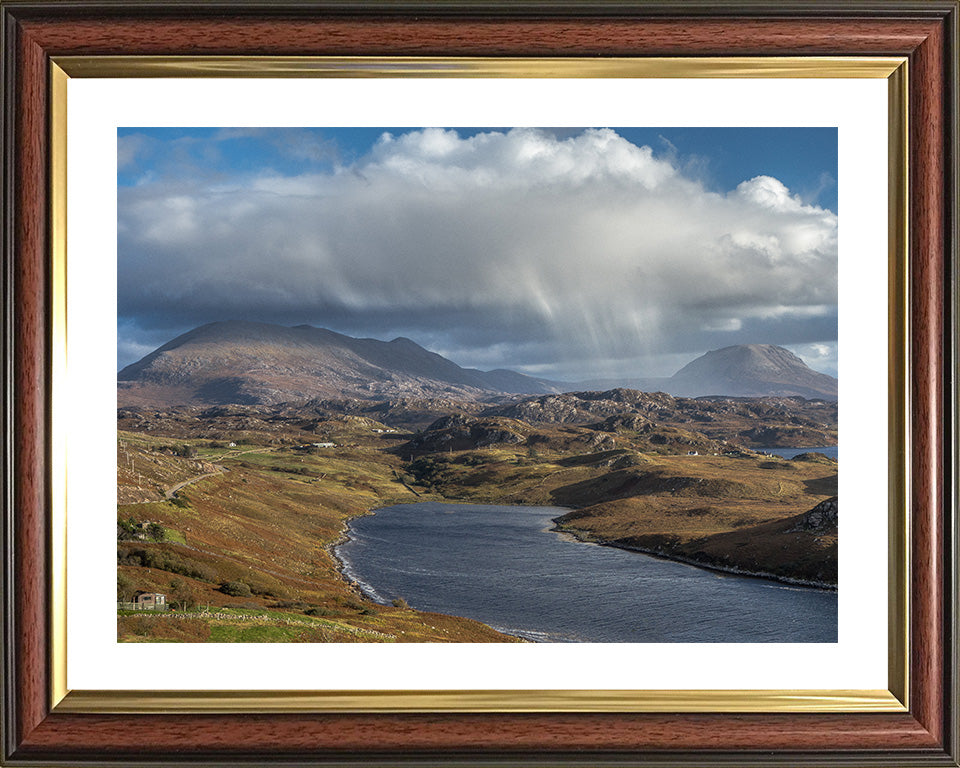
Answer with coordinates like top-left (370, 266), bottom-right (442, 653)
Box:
top-left (117, 338), bottom-right (159, 368)
top-left (117, 133), bottom-right (149, 170)
top-left (786, 341), bottom-right (838, 377)
top-left (704, 318), bottom-right (743, 332)
top-left (118, 128), bottom-right (837, 378)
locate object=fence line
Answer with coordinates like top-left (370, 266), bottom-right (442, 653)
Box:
top-left (117, 602), bottom-right (169, 611)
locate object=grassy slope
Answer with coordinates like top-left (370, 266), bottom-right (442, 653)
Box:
top-left (118, 419), bottom-right (838, 643)
top-left (117, 432), bottom-right (519, 642)
top-left (549, 454), bottom-right (837, 586)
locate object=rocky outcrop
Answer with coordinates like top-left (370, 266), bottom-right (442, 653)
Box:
top-left (790, 452), bottom-right (837, 464)
top-left (484, 390), bottom-right (836, 449)
top-left (594, 413), bottom-right (651, 432)
top-left (794, 496), bottom-right (838, 532)
top-left (404, 415), bottom-right (527, 452)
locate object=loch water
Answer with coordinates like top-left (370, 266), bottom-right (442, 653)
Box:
top-left (335, 502), bottom-right (838, 643)
top-left (758, 445), bottom-right (838, 460)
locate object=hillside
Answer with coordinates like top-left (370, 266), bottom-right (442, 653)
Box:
top-left (118, 321), bottom-right (559, 406)
top-left (116, 429), bottom-right (519, 643)
top-left (116, 389), bottom-right (838, 643)
top-left (483, 389), bottom-right (837, 448)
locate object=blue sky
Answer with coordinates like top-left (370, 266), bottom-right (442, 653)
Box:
top-left (120, 126), bottom-right (838, 212)
top-left (118, 127), bottom-right (838, 379)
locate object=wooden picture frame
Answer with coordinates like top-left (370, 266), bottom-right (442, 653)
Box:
top-left (1, 2), bottom-right (957, 765)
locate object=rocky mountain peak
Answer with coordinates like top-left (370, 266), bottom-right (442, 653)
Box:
top-left (668, 344), bottom-right (837, 400)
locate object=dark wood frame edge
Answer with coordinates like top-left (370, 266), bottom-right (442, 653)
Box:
top-left (0, 0), bottom-right (959, 19)
top-left (1, 2), bottom-right (957, 765)
top-left (1, 3), bottom-right (16, 763)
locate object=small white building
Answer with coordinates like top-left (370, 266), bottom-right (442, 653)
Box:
top-left (313, 442), bottom-right (336, 448)
top-left (132, 592), bottom-right (166, 610)
top-left (687, 450), bottom-right (699, 456)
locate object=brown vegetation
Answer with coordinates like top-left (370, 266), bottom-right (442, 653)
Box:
top-left (117, 430), bottom-right (520, 642)
top-left (117, 390), bottom-right (838, 642)
top-left (550, 455), bottom-right (837, 586)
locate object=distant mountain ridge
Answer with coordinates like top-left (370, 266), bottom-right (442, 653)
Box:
top-left (117, 322), bottom-right (837, 407)
top-left (576, 344), bottom-right (837, 401)
top-left (117, 321), bottom-right (561, 407)
top-left (667, 344), bottom-right (837, 400)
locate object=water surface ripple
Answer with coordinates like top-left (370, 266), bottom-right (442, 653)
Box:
top-left (335, 501), bottom-right (837, 643)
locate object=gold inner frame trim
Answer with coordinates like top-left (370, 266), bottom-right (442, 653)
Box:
top-left (52, 55), bottom-right (906, 79)
top-left (57, 688), bottom-right (904, 715)
top-left (886, 60), bottom-right (910, 710)
top-left (50, 61), bottom-right (69, 711)
top-left (49, 55), bottom-right (910, 715)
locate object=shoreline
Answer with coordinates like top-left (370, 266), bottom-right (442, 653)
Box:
top-left (331, 498), bottom-right (836, 640)
top-left (552, 521), bottom-right (837, 591)
top-left (326, 509), bottom-right (384, 605)
top-left (328, 504), bottom-right (531, 642)
top-left (331, 500), bottom-right (835, 646)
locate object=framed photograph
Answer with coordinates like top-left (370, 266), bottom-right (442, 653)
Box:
top-left (2, 2), bottom-right (957, 766)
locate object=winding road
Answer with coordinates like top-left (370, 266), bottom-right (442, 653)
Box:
top-left (165, 469), bottom-right (225, 500)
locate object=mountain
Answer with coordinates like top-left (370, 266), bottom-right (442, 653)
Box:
top-left (666, 344), bottom-right (837, 400)
top-left (118, 324), bottom-right (837, 408)
top-left (117, 321), bottom-right (560, 407)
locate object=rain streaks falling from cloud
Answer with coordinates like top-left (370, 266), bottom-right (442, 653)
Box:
top-left (118, 127), bottom-right (838, 379)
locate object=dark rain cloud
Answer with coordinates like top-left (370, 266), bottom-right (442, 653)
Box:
top-left (118, 128), bottom-right (838, 378)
